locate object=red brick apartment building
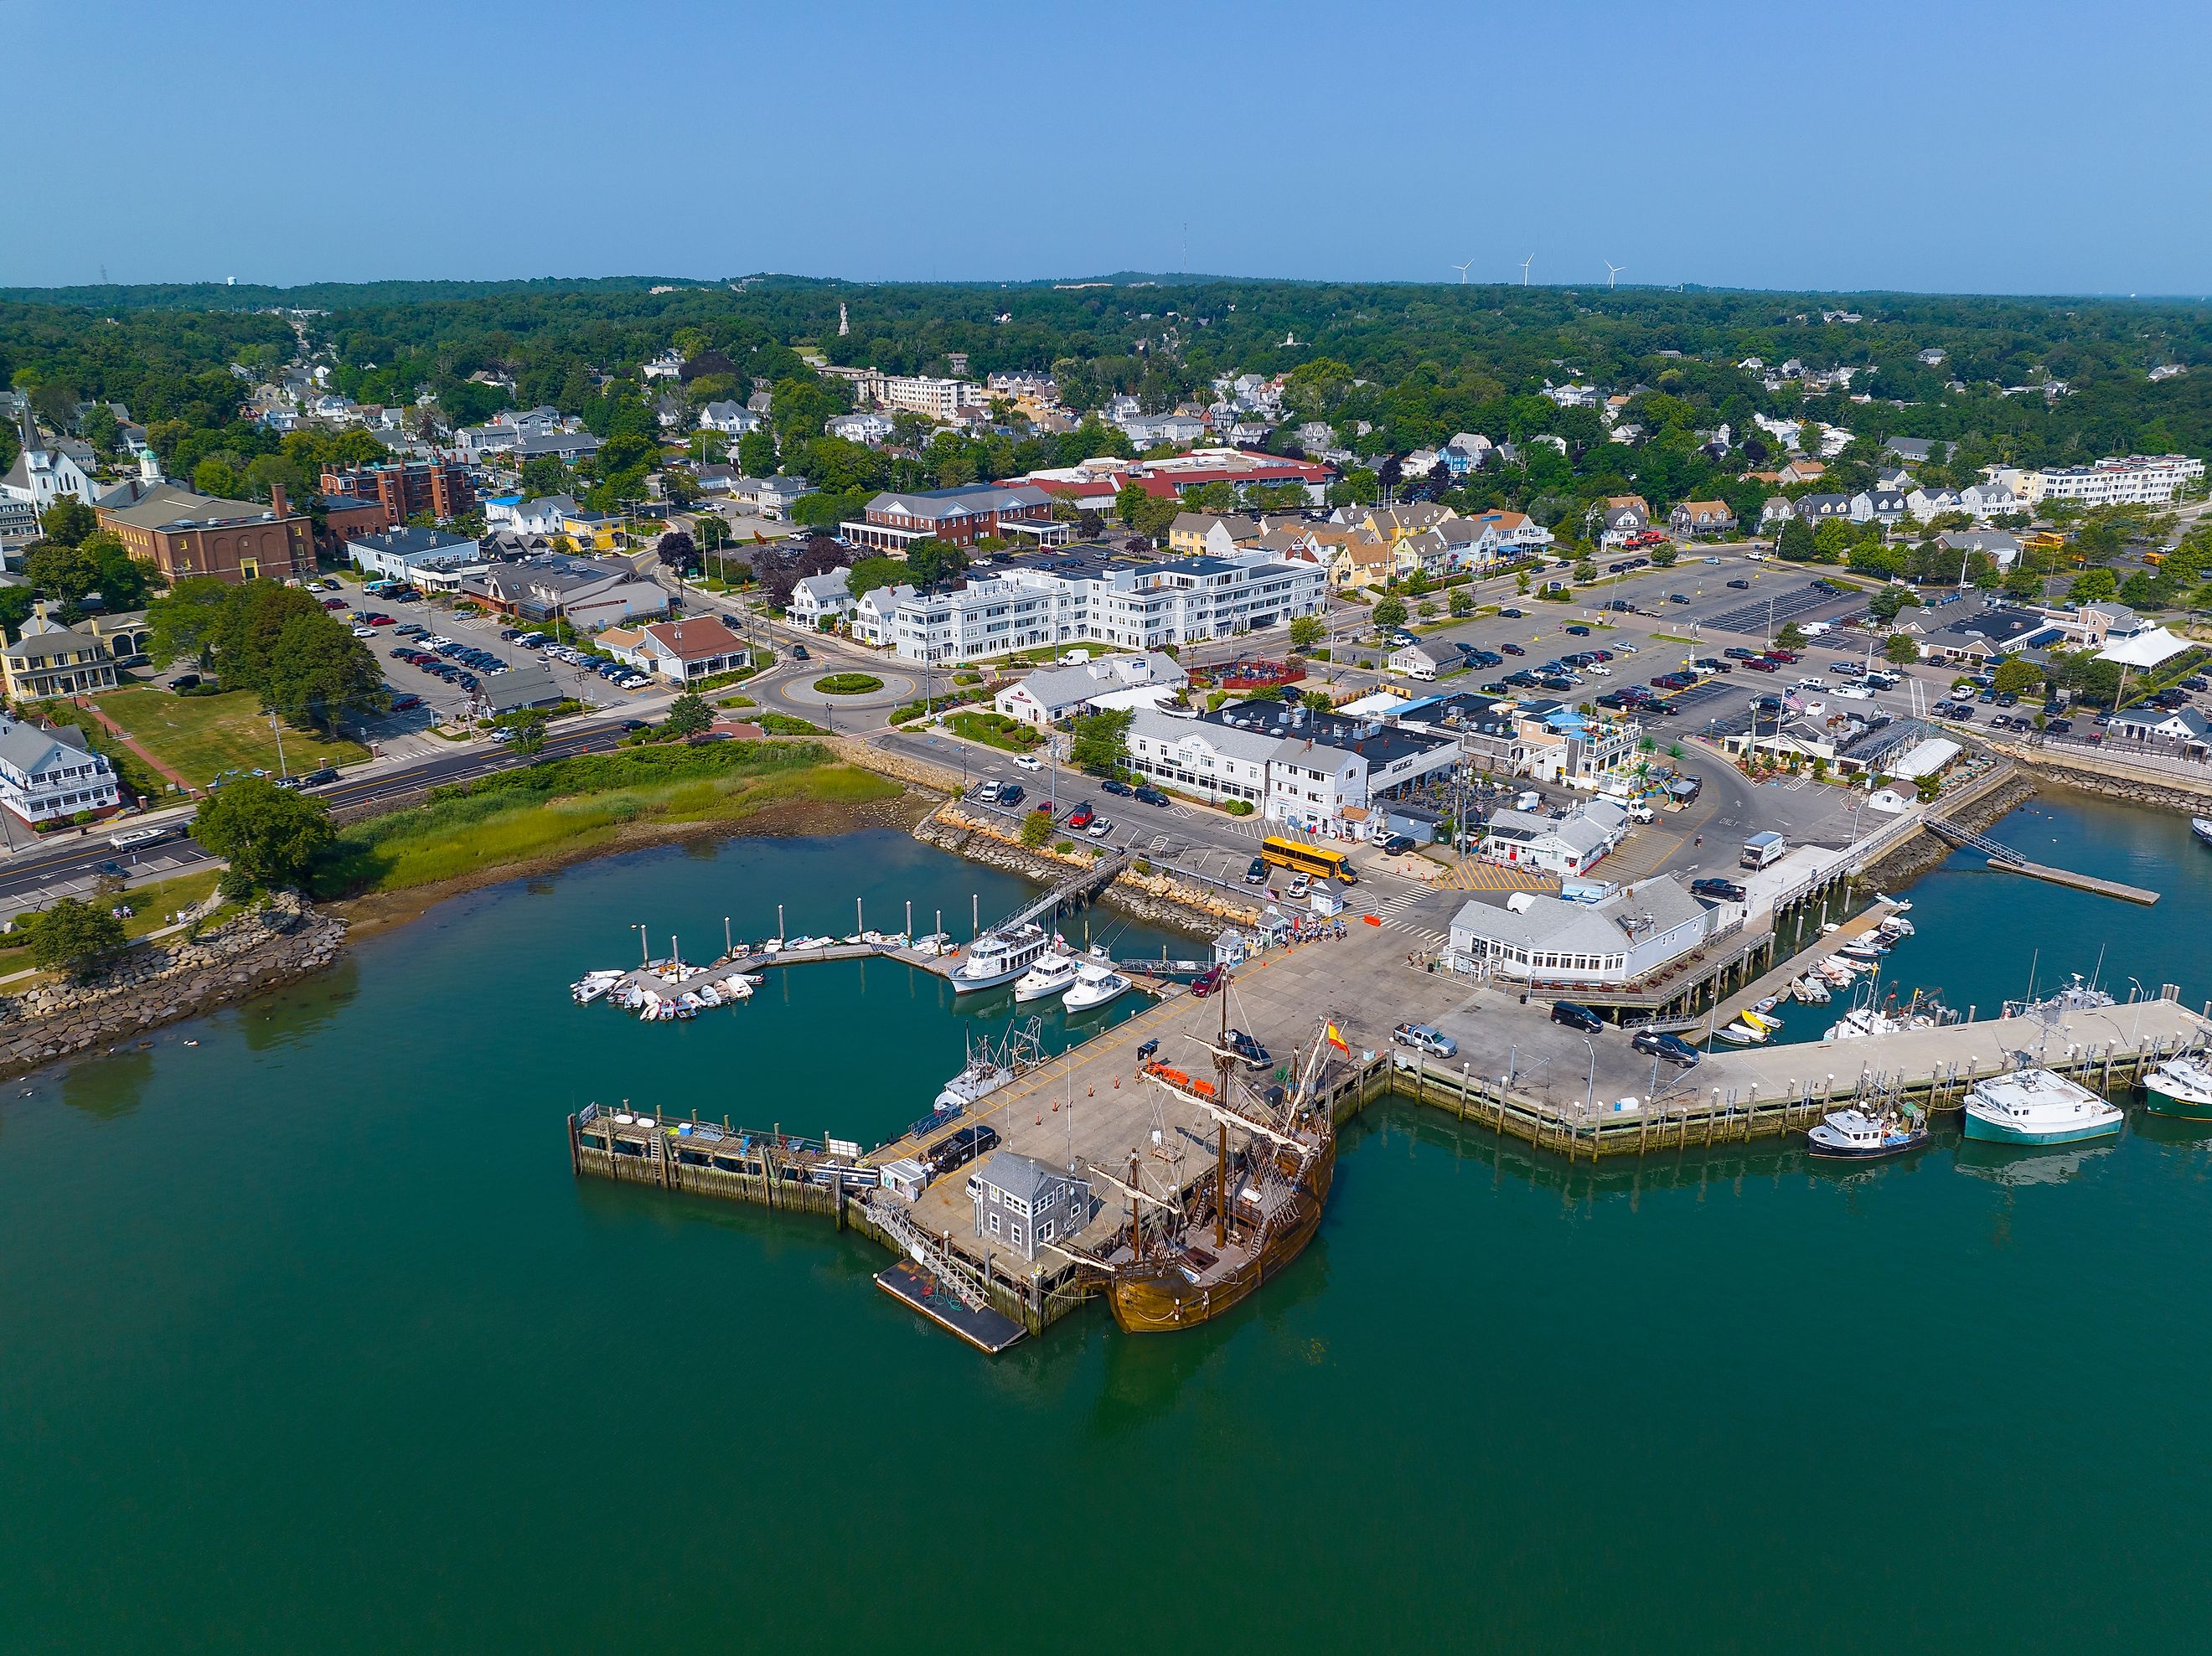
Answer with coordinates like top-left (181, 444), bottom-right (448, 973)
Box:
top-left (321, 459), bottom-right (476, 523)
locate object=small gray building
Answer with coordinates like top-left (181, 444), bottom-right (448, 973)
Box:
top-left (478, 660), bottom-right (565, 716)
top-left (967, 1152), bottom-right (1091, 1262)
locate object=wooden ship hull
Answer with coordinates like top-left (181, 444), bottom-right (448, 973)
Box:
top-left (1106, 1135), bottom-right (1336, 1334)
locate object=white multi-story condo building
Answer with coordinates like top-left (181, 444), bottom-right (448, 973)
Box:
top-left (853, 372), bottom-right (985, 420)
top-left (883, 548), bottom-right (1326, 665)
top-left (2023, 455), bottom-right (2205, 506)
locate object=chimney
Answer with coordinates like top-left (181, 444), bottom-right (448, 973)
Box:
top-left (269, 480), bottom-right (289, 518)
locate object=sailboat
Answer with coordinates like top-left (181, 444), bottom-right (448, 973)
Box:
top-left (1085, 1002), bottom-right (1341, 1334)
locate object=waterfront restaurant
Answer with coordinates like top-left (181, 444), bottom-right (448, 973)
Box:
top-left (1444, 875), bottom-right (1712, 988)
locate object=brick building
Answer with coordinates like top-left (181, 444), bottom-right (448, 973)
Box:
top-left (96, 482), bottom-right (316, 585)
top-left (320, 458), bottom-right (475, 524)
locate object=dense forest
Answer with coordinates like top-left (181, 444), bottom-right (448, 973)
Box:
top-left (8, 275), bottom-right (2212, 549)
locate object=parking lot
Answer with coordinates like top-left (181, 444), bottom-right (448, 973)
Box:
top-left (313, 577), bottom-right (671, 740)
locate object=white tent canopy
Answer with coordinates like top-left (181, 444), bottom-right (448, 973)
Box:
top-left (2098, 626), bottom-right (2192, 668)
top-left (1888, 737), bottom-right (1962, 781)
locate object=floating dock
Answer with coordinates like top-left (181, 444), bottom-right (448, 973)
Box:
top-left (1926, 819), bottom-right (2161, 905)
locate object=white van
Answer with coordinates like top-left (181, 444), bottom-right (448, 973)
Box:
top-left (1516, 790), bottom-right (1543, 813)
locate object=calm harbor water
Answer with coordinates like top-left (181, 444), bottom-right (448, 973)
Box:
top-left (6, 817), bottom-right (2212, 1653)
top-left (1767, 792), bottom-right (2212, 1045)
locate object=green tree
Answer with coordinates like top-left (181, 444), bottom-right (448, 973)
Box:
top-left (1775, 518), bottom-right (1817, 562)
top-left (1776, 622), bottom-right (1807, 651)
top-left (1992, 658), bottom-right (2044, 697)
top-left (508, 711), bottom-right (548, 757)
top-left (38, 498), bottom-right (97, 546)
top-left (1326, 469), bottom-right (1380, 508)
top-left (1372, 596), bottom-right (1409, 629)
top-left (1868, 585), bottom-right (1915, 623)
top-left (1019, 808), bottom-right (1052, 849)
top-left (845, 556), bottom-right (910, 598)
top-left (737, 427), bottom-right (778, 477)
top-left (1572, 558), bottom-right (1598, 583)
top-left (1448, 587), bottom-right (1474, 616)
top-left (1301, 689), bottom-right (1333, 714)
top-left (519, 456), bottom-right (569, 498)
top-left (190, 776), bottom-right (334, 890)
top-left (663, 693), bottom-right (712, 737)
top-left (193, 457), bottom-right (243, 498)
top-left (904, 538), bottom-right (969, 590)
top-left (2068, 566), bottom-right (2119, 603)
top-left (147, 577), bottom-right (235, 667)
top-left (25, 897), bottom-right (127, 983)
top-left (1288, 615), bottom-right (1324, 651)
top-left (1884, 633), bottom-right (1920, 664)
top-left (1649, 544), bottom-right (1679, 568)
top-left (1068, 707), bottom-right (1133, 776)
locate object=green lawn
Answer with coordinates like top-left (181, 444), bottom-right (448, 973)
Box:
top-left (92, 688), bottom-right (368, 788)
top-left (948, 711), bottom-right (1042, 752)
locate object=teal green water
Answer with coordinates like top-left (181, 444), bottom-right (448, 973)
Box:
top-left (1766, 793), bottom-right (2212, 1045)
top-left (6, 823), bottom-right (2212, 1653)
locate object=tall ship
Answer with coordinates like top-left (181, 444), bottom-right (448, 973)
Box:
top-left (1087, 1002), bottom-right (1344, 1334)
top-left (1962, 1066), bottom-right (2124, 1146)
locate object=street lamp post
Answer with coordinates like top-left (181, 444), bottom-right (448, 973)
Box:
top-left (1582, 1037), bottom-right (1597, 1115)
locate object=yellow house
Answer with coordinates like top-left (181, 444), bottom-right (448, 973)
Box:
top-left (1328, 530), bottom-right (1418, 591)
top-left (562, 512), bottom-right (626, 552)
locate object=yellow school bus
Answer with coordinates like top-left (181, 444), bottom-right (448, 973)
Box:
top-left (1261, 836), bottom-right (1358, 884)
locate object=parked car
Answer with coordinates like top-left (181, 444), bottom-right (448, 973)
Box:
top-left (387, 693), bottom-right (421, 712)
top-left (1013, 753), bottom-right (1041, 771)
top-left (1668, 592), bottom-right (1691, 604)
top-left (926, 1122), bottom-right (1000, 1178)
top-left (1226, 1029), bottom-right (1271, 1070)
top-left (1065, 802), bottom-right (1095, 829)
top-left (1245, 856), bottom-right (1268, 885)
top-left (1690, 878), bottom-right (1748, 902)
top-left (1727, 578), bottom-right (1751, 589)
top-left (1134, 786), bottom-right (1169, 806)
top-left (1500, 606), bottom-right (1524, 618)
top-left (1086, 818), bottom-right (1114, 839)
top-left (1564, 624), bottom-right (1591, 636)
top-left (1100, 778), bottom-right (1134, 797)
top-left (1632, 1029), bottom-right (1700, 1066)
top-left (1501, 643), bottom-right (1526, 656)
top-left (1381, 834), bottom-right (1417, 857)
top-left (1393, 1023), bottom-right (1458, 1057)
top-left (1190, 965), bottom-right (1227, 998)
top-left (790, 644), bottom-right (810, 660)
top-left (1550, 1002), bottom-right (1605, 1034)
top-left (997, 783), bottom-right (1024, 806)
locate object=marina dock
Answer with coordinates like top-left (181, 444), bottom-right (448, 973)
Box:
top-left (1926, 819), bottom-right (2161, 905)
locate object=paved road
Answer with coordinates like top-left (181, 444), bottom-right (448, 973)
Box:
top-left (0, 717), bottom-right (642, 922)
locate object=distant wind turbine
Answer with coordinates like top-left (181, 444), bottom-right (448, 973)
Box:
top-left (1605, 261), bottom-right (1625, 289)
top-left (1450, 258), bottom-right (1475, 283)
top-left (1519, 254), bottom-right (1533, 286)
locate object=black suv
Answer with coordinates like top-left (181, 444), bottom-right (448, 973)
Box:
top-left (1245, 856), bottom-right (1268, 885)
top-left (1634, 1029), bottom-right (1701, 1066)
top-left (1550, 1002), bottom-right (1605, 1034)
top-left (1100, 778), bottom-right (1134, 797)
top-left (927, 1122), bottom-right (1000, 1176)
top-left (1133, 785), bottom-right (1169, 805)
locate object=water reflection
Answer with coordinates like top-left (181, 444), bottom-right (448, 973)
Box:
top-left (59, 1044), bottom-right (158, 1122)
top-left (239, 958), bottom-right (362, 1053)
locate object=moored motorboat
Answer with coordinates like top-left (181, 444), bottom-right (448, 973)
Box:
top-left (1792, 975), bottom-right (1832, 1004)
top-left (1062, 958), bottom-right (1134, 1013)
top-left (1742, 1008), bottom-right (1783, 1033)
top-left (2192, 818), bottom-right (2212, 848)
top-left (950, 925), bottom-right (1051, 993)
top-left (1962, 1066), bottom-right (2123, 1145)
top-left (1806, 1107), bottom-right (1930, 1159)
top-left (1012, 950), bottom-right (1080, 1003)
top-left (2142, 1052), bottom-right (2212, 1121)
top-left (1714, 1020), bottom-right (1768, 1045)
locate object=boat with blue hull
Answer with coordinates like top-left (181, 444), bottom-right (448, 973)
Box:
top-left (1962, 1067), bottom-right (2124, 1146)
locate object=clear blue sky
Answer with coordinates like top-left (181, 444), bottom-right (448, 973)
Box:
top-left (13, 0), bottom-right (2210, 296)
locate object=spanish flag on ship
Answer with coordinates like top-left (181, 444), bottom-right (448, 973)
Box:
top-left (1324, 1021), bottom-right (1350, 1054)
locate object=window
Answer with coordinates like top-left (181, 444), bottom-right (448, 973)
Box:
top-left (988, 1214), bottom-right (1001, 1236)
top-left (1009, 1224), bottom-right (1023, 1247)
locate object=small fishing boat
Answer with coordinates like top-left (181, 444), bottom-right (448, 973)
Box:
top-left (933, 1019), bottom-right (1046, 1112)
top-left (2142, 1052), bottom-right (2212, 1121)
top-left (1875, 894), bottom-right (1912, 912)
top-left (1878, 915), bottom-right (1916, 938)
top-left (1806, 1107), bottom-right (1930, 1159)
top-left (1792, 975), bottom-right (1832, 1004)
top-left (1714, 1020), bottom-right (1768, 1045)
top-left (1013, 950), bottom-right (1081, 1003)
top-left (1963, 1066), bottom-right (2123, 1145)
top-left (1741, 1008), bottom-right (1784, 1034)
top-left (1753, 996), bottom-right (1782, 1016)
top-left (1839, 937), bottom-right (1890, 961)
top-left (1062, 957), bottom-right (1134, 1013)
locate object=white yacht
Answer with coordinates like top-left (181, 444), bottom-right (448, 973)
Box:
top-left (571, 970), bottom-right (623, 1004)
top-left (1062, 957), bottom-right (1134, 1013)
top-left (1013, 950), bottom-right (1081, 1003)
top-left (1824, 1005), bottom-right (1904, 1040)
top-left (949, 925), bottom-right (1051, 993)
top-left (1962, 1066), bottom-right (2123, 1145)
